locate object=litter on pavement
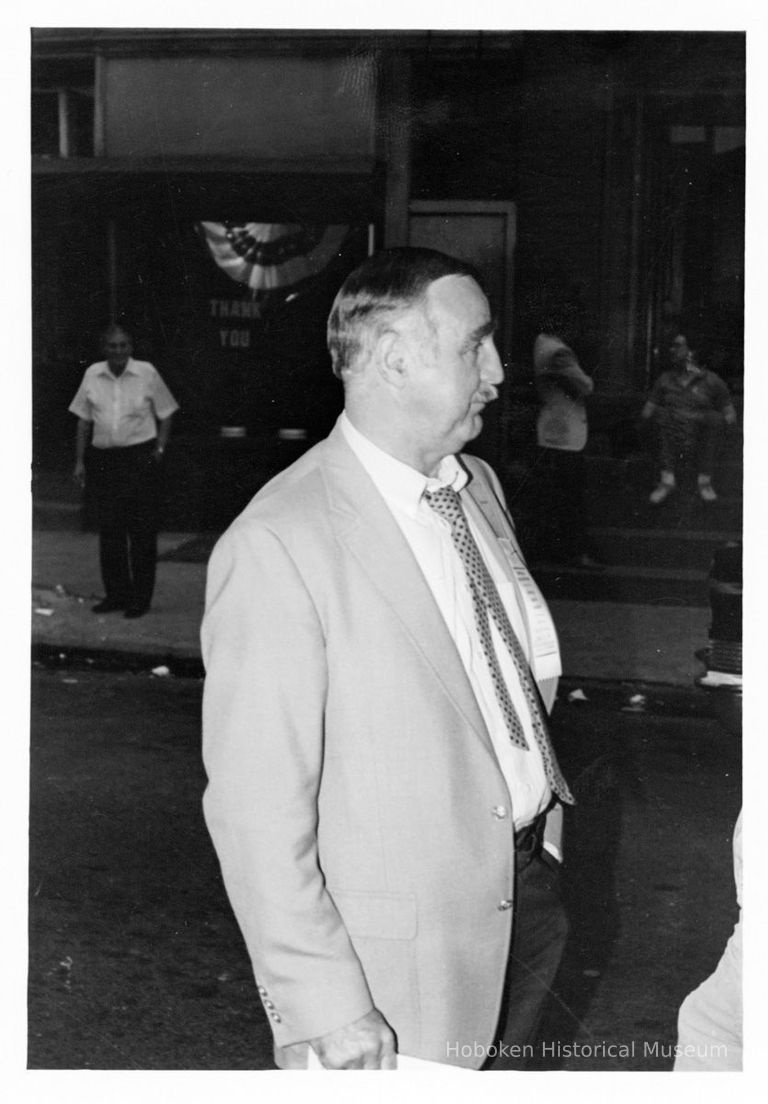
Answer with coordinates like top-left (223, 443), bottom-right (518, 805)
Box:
top-left (567, 689), bottom-right (589, 702)
top-left (622, 693), bottom-right (647, 713)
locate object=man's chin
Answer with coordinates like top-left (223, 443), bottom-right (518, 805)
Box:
top-left (458, 413), bottom-right (484, 447)
top-left (469, 409), bottom-right (485, 434)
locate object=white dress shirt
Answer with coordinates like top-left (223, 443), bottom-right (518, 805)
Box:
top-left (69, 358), bottom-right (179, 449)
top-left (340, 413), bottom-right (551, 829)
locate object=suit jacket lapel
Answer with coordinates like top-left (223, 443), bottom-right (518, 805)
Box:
top-left (462, 465), bottom-right (525, 592)
top-left (463, 461), bottom-right (561, 698)
top-left (319, 427), bottom-right (492, 749)
top-left (462, 458), bottom-right (538, 664)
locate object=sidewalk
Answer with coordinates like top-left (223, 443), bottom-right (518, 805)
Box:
top-left (31, 529), bottom-right (711, 688)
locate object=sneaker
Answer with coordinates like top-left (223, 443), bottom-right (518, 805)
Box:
top-left (698, 481), bottom-right (717, 502)
top-left (649, 483), bottom-right (674, 504)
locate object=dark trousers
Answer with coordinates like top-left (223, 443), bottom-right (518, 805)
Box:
top-left (484, 840), bottom-right (569, 1070)
top-left (536, 446), bottom-right (591, 561)
top-left (658, 420), bottom-right (719, 477)
top-left (88, 441), bottom-right (159, 609)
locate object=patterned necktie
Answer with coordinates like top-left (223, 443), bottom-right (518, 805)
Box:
top-left (425, 485), bottom-right (574, 804)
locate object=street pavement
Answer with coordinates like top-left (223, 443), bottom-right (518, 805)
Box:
top-left (27, 663), bottom-right (741, 1073)
top-left (25, 522), bottom-right (747, 1080)
top-left (31, 528), bottom-right (712, 690)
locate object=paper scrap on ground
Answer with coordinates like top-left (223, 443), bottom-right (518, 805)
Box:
top-left (698, 671), bottom-right (742, 688)
top-left (306, 1048), bottom-right (475, 1072)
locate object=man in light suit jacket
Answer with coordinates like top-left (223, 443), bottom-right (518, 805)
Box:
top-left (202, 247), bottom-right (574, 1070)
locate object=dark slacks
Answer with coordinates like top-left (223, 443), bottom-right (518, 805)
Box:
top-left (536, 446), bottom-right (592, 561)
top-left (484, 841), bottom-right (569, 1070)
top-left (657, 419), bottom-right (719, 476)
top-left (88, 440), bottom-right (160, 610)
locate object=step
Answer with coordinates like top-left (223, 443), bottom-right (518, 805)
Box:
top-left (587, 493), bottom-right (742, 533)
top-left (587, 466), bottom-right (743, 502)
top-left (506, 487), bottom-right (743, 539)
top-left (502, 456), bottom-right (743, 537)
top-left (586, 527), bottom-right (741, 571)
top-left (583, 457), bottom-right (743, 508)
top-left (531, 562), bottom-right (711, 606)
top-left (584, 450), bottom-right (743, 484)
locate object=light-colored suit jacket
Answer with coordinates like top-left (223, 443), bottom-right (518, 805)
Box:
top-left (201, 421), bottom-right (564, 1069)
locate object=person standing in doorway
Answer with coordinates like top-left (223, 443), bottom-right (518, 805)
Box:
top-left (69, 325), bottom-right (179, 618)
top-left (533, 309), bottom-right (601, 567)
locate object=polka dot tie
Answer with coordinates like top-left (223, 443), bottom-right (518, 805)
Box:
top-left (425, 486), bottom-right (574, 805)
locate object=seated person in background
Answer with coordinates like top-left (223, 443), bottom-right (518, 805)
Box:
top-left (640, 329), bottom-right (737, 505)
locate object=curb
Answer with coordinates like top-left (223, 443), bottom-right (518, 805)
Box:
top-left (32, 643), bottom-right (205, 679)
top-left (31, 643), bottom-right (719, 718)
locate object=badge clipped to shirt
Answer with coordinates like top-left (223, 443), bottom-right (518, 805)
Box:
top-left (497, 538), bottom-right (559, 663)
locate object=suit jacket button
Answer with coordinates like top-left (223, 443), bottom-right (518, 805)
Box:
top-left (270, 1012), bottom-right (282, 1023)
top-left (264, 1000), bottom-right (275, 1010)
top-left (497, 898), bottom-right (513, 911)
top-left (257, 986), bottom-right (268, 996)
top-left (492, 805), bottom-right (509, 819)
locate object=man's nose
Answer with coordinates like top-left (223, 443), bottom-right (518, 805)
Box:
top-left (481, 342), bottom-right (504, 386)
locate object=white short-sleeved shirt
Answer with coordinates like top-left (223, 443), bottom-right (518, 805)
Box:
top-left (69, 358), bottom-right (179, 449)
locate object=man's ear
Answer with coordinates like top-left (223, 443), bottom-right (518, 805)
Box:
top-left (376, 329), bottom-right (409, 390)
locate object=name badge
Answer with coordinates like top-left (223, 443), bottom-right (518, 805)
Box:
top-left (498, 539), bottom-right (559, 659)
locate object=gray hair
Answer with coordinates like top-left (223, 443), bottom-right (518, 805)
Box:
top-left (327, 247), bottom-right (483, 379)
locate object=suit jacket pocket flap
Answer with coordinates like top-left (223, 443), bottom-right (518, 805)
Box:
top-left (329, 889), bottom-right (418, 940)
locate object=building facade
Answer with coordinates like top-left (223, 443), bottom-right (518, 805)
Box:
top-left (32, 29), bottom-right (745, 522)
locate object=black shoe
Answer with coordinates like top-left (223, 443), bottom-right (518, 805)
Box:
top-left (124, 605), bottom-right (150, 619)
top-left (92, 599), bottom-right (126, 613)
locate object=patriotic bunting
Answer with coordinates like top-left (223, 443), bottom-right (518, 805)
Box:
top-left (198, 222), bottom-right (350, 291)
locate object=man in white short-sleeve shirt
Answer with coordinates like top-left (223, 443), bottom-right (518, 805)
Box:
top-left (69, 324), bottom-right (179, 618)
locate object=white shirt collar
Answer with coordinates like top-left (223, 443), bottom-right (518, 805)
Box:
top-left (339, 412), bottom-right (468, 519)
top-left (98, 358), bottom-right (137, 379)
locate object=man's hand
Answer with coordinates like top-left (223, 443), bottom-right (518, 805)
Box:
top-left (309, 1008), bottom-right (397, 1069)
